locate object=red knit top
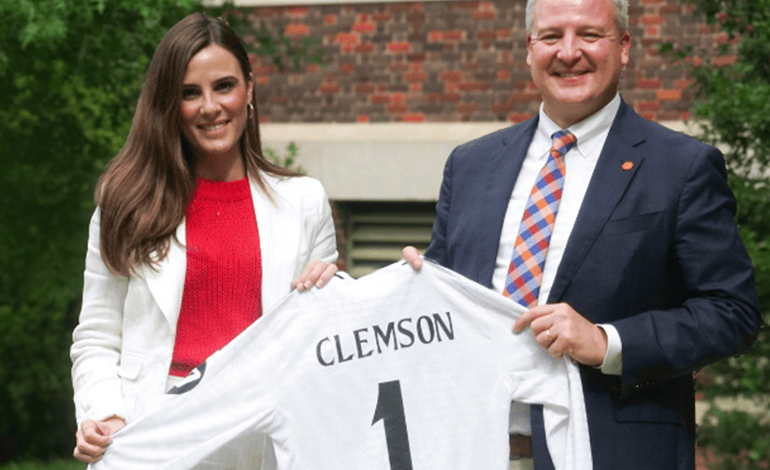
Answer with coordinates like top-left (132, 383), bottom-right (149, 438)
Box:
top-left (169, 177), bottom-right (262, 377)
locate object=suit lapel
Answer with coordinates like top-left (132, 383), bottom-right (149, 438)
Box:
top-left (474, 118), bottom-right (539, 287)
top-left (251, 174), bottom-right (286, 312)
top-left (549, 101), bottom-right (647, 302)
top-left (142, 221), bottom-right (187, 328)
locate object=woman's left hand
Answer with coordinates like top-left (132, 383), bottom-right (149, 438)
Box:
top-left (291, 259), bottom-right (339, 291)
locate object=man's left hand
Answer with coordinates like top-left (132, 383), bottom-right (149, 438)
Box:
top-left (513, 303), bottom-right (607, 366)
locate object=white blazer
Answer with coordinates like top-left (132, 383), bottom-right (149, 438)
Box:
top-left (71, 174), bottom-right (338, 425)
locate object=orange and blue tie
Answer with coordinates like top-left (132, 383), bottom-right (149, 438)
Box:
top-left (503, 130), bottom-right (576, 308)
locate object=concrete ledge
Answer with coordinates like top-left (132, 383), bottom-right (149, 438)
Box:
top-left (261, 121), bottom-right (695, 201)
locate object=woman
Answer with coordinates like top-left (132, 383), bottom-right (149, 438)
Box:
top-left (71, 12), bottom-right (338, 464)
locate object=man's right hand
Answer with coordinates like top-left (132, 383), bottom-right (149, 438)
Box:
top-left (402, 246), bottom-right (424, 270)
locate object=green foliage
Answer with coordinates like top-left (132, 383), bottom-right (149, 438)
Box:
top-left (206, 2), bottom-right (326, 72)
top-left (263, 142), bottom-right (306, 175)
top-left (663, 2), bottom-right (770, 469)
top-left (698, 409), bottom-right (770, 470)
top-left (0, 0), bottom-right (321, 462)
top-left (0, 459), bottom-right (83, 470)
top-left (0, 0), bottom-right (198, 462)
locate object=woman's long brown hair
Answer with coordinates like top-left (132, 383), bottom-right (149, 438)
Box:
top-left (96, 13), bottom-right (296, 276)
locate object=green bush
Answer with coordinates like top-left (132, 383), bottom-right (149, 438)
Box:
top-left (664, 1), bottom-right (770, 468)
top-left (0, 0), bottom-right (199, 462)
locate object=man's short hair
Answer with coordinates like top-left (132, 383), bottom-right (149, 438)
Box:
top-left (525, 0), bottom-right (629, 35)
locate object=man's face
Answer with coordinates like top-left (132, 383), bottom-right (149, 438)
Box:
top-left (527, 0), bottom-right (630, 128)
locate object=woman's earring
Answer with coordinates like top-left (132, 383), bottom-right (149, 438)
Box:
top-left (247, 103), bottom-right (254, 119)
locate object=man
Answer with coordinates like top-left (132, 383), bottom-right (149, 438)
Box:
top-left (403, 0), bottom-right (762, 468)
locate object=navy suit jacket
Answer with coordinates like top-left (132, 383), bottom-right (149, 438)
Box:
top-left (425, 100), bottom-right (761, 469)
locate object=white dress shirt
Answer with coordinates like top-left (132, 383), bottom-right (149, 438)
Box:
top-left (491, 94), bottom-right (623, 377)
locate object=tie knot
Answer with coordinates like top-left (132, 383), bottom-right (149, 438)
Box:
top-left (552, 130), bottom-right (577, 156)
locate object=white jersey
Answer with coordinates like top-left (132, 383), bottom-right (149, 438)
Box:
top-left (92, 261), bottom-right (592, 470)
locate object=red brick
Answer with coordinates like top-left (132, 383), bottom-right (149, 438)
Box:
top-left (356, 114), bottom-right (370, 123)
top-left (440, 71), bottom-right (463, 82)
top-left (697, 25), bottom-right (713, 34)
top-left (713, 55), bottom-right (737, 66)
top-left (497, 70), bottom-right (511, 81)
top-left (287, 7), bottom-right (309, 17)
top-left (389, 42), bottom-right (410, 53)
top-left (656, 89), bottom-right (681, 101)
top-left (340, 63), bottom-right (355, 74)
top-left (509, 113), bottom-right (534, 123)
top-left (391, 93), bottom-right (406, 105)
top-left (491, 102), bottom-right (513, 114)
top-left (715, 33), bottom-right (729, 44)
top-left (638, 78), bottom-right (661, 89)
top-left (324, 14), bottom-right (337, 26)
top-left (456, 103), bottom-right (478, 113)
top-left (371, 94), bottom-right (391, 104)
top-left (508, 92), bottom-right (540, 102)
top-left (355, 84), bottom-right (375, 94)
top-left (353, 22), bottom-right (376, 34)
top-left (355, 43), bottom-right (375, 54)
top-left (476, 31), bottom-right (497, 41)
top-left (660, 5), bottom-right (680, 14)
top-left (674, 78), bottom-right (693, 89)
top-left (641, 37), bottom-right (663, 46)
top-left (320, 84), bottom-right (340, 94)
top-left (440, 93), bottom-right (462, 102)
top-left (687, 56), bottom-right (703, 67)
top-left (306, 64), bottom-right (320, 74)
top-left (459, 81), bottom-right (489, 91)
top-left (335, 33), bottom-right (360, 45)
top-left (638, 100), bottom-right (661, 111)
top-left (645, 26), bottom-right (659, 36)
top-left (641, 15), bottom-right (665, 25)
top-left (406, 72), bottom-right (427, 83)
top-left (255, 65), bottom-right (275, 75)
top-left (402, 113), bottom-right (426, 123)
top-left (429, 30), bottom-right (464, 41)
top-left (388, 3), bottom-right (409, 12)
top-left (389, 62), bottom-right (410, 72)
top-left (256, 76), bottom-right (269, 85)
top-left (387, 104), bottom-right (408, 113)
top-left (473, 11), bottom-right (497, 20)
top-left (372, 13), bottom-right (391, 22)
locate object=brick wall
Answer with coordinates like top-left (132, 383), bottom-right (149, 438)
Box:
top-left (248, 0), bottom-right (732, 124)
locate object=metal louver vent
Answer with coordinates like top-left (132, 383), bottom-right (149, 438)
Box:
top-left (343, 202), bottom-right (436, 278)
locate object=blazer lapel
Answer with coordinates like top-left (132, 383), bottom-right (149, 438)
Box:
top-left (474, 118), bottom-right (539, 287)
top-left (251, 174), bottom-right (296, 313)
top-left (142, 221), bottom-right (187, 328)
top-left (549, 101), bottom-right (647, 302)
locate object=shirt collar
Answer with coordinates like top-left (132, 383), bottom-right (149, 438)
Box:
top-left (533, 93), bottom-right (621, 159)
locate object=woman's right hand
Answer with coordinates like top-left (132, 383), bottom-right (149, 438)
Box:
top-left (73, 416), bottom-right (126, 463)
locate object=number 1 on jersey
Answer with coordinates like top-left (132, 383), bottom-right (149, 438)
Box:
top-left (372, 380), bottom-right (414, 470)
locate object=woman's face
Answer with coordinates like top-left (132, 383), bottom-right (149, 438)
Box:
top-left (179, 45), bottom-right (253, 167)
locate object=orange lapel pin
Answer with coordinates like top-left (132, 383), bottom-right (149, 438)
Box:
top-left (622, 161), bottom-right (634, 171)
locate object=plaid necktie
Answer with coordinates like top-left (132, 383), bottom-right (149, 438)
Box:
top-left (503, 130), bottom-right (577, 308)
